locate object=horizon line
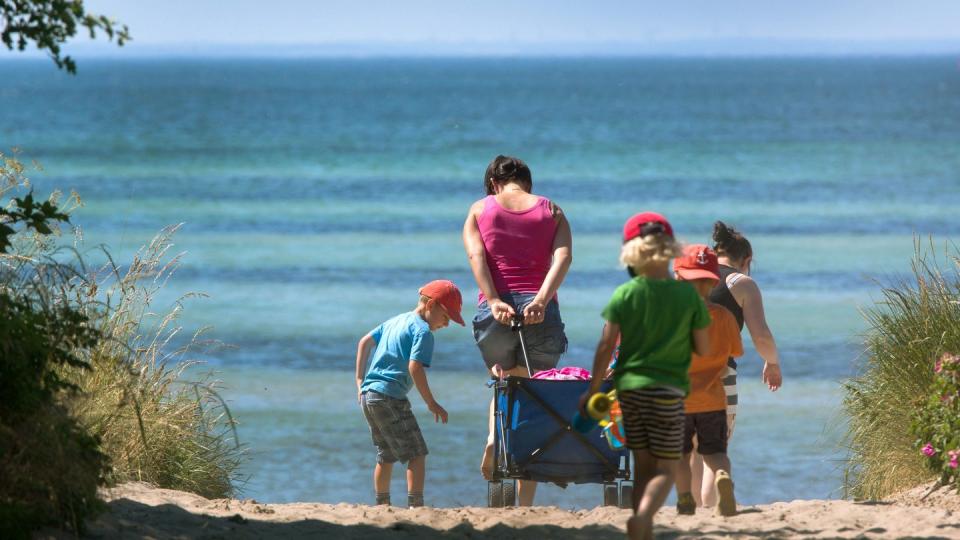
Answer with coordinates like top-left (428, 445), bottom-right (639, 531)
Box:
top-left (3, 38), bottom-right (960, 60)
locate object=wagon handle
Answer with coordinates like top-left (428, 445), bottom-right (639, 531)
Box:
top-left (511, 314), bottom-right (534, 378)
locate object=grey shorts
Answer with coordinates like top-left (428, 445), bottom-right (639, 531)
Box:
top-left (360, 391), bottom-right (428, 464)
top-left (472, 292), bottom-right (567, 373)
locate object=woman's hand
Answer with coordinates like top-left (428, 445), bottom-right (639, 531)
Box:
top-left (488, 298), bottom-right (516, 325)
top-left (762, 362), bottom-right (782, 391)
top-left (491, 364), bottom-right (506, 380)
top-left (522, 298), bottom-right (547, 325)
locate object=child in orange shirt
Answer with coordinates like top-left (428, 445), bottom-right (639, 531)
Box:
top-left (673, 244), bottom-right (743, 517)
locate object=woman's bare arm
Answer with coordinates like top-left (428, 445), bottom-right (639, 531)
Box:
top-left (731, 275), bottom-right (782, 390)
top-left (525, 204), bottom-right (572, 323)
top-left (463, 200), bottom-right (515, 324)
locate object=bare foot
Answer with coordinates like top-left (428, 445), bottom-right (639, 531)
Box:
top-left (480, 443), bottom-right (494, 480)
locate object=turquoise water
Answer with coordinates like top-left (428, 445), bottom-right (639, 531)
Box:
top-left (2, 57), bottom-right (958, 506)
top-left (213, 367), bottom-right (844, 507)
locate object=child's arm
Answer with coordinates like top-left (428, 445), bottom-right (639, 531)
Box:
top-left (355, 334), bottom-right (376, 403)
top-left (587, 321), bottom-right (620, 396)
top-left (692, 327), bottom-right (710, 357)
top-left (409, 360), bottom-right (448, 424)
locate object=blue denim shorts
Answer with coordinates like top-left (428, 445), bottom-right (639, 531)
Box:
top-left (472, 292), bottom-right (567, 373)
top-left (360, 391), bottom-right (428, 464)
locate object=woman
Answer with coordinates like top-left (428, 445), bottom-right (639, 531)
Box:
top-left (462, 155), bottom-right (572, 506)
top-left (693, 220), bottom-right (782, 507)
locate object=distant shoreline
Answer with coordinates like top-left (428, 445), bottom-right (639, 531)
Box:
top-left (5, 39), bottom-right (960, 61)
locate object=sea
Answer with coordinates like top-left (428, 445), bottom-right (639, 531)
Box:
top-left (2, 56), bottom-right (959, 508)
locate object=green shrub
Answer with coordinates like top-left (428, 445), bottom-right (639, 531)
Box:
top-left (0, 403), bottom-right (106, 538)
top-left (0, 151), bottom-right (243, 538)
top-left (912, 352), bottom-right (960, 489)
top-left (843, 239), bottom-right (960, 499)
top-left (0, 154), bottom-right (109, 537)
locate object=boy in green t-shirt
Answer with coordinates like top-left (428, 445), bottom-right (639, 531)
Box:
top-left (584, 212), bottom-right (710, 540)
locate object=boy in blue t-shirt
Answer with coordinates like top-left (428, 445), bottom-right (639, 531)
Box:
top-left (355, 280), bottom-right (464, 508)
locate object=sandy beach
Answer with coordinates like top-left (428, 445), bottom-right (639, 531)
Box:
top-left (33, 481), bottom-right (960, 539)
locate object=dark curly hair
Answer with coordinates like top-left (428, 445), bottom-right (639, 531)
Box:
top-left (712, 221), bottom-right (752, 263)
top-left (484, 155), bottom-right (532, 195)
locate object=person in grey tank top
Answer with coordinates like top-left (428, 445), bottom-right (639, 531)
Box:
top-left (709, 221), bottom-right (782, 425)
top-left (686, 221), bottom-right (783, 508)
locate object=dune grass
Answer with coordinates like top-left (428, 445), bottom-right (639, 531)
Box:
top-left (0, 150), bottom-right (242, 540)
top-left (842, 238), bottom-right (960, 499)
top-left (63, 225), bottom-right (245, 499)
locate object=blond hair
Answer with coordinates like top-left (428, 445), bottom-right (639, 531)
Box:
top-left (620, 233), bottom-right (682, 273)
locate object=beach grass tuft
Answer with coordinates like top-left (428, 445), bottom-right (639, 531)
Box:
top-left (63, 225), bottom-right (245, 499)
top-left (2, 150), bottom-right (243, 517)
top-left (842, 238), bottom-right (960, 499)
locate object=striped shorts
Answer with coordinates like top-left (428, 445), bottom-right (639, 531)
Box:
top-left (724, 361), bottom-right (738, 415)
top-left (618, 386), bottom-right (685, 460)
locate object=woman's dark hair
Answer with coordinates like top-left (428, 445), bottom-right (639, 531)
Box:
top-left (712, 221), bottom-right (752, 262)
top-left (484, 155), bottom-right (532, 195)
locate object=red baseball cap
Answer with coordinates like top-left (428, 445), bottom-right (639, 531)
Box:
top-left (674, 244), bottom-right (720, 283)
top-left (622, 211), bottom-right (673, 243)
top-left (419, 280), bottom-right (465, 326)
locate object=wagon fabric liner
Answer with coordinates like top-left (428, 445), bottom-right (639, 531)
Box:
top-left (494, 377), bottom-right (629, 484)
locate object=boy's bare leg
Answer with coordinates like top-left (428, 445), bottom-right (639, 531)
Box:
top-left (701, 453), bottom-right (731, 484)
top-left (703, 453), bottom-right (732, 506)
top-left (629, 449), bottom-right (678, 540)
top-left (627, 450), bottom-right (653, 540)
top-left (702, 414), bottom-right (735, 506)
top-left (700, 455), bottom-right (717, 506)
top-left (406, 455), bottom-right (427, 507)
top-left (407, 455), bottom-right (426, 494)
top-left (701, 452), bottom-right (734, 516)
top-left (674, 451), bottom-right (694, 498)
top-left (690, 452), bottom-right (705, 506)
top-left (374, 462), bottom-right (393, 503)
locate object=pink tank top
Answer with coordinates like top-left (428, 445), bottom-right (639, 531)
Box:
top-left (476, 195), bottom-right (558, 304)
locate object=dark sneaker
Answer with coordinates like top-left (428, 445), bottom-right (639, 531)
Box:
top-left (676, 492), bottom-right (696, 515)
top-left (715, 470), bottom-right (737, 517)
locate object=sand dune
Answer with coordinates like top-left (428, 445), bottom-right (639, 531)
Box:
top-left (37, 482), bottom-right (960, 539)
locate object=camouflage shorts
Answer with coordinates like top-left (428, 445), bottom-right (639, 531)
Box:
top-left (361, 391), bottom-right (428, 464)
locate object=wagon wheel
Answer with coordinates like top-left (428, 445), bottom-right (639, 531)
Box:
top-left (602, 483), bottom-right (619, 507)
top-left (502, 480), bottom-right (516, 507)
top-left (487, 481), bottom-right (504, 508)
top-left (619, 482), bottom-right (634, 510)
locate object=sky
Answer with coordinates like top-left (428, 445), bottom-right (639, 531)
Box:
top-left (26, 0), bottom-right (960, 55)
